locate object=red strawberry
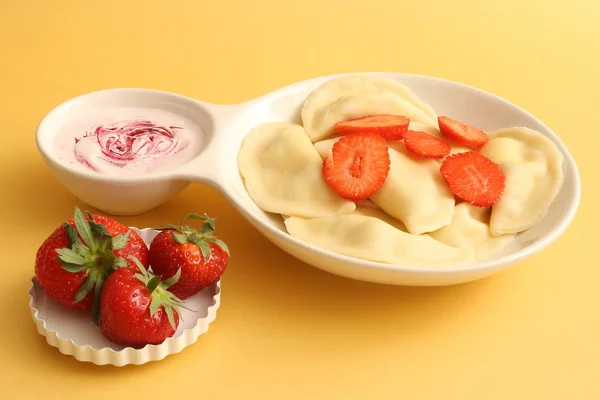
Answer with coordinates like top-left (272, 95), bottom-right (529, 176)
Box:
top-left (99, 258), bottom-right (184, 347)
top-left (438, 116), bottom-right (489, 149)
top-left (149, 213), bottom-right (230, 300)
top-left (403, 130), bottom-right (451, 158)
top-left (334, 114), bottom-right (410, 140)
top-left (440, 151), bottom-right (506, 207)
top-left (35, 207), bottom-right (148, 321)
top-left (322, 133), bottom-right (391, 201)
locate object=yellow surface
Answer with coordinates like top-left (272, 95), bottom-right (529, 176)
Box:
top-left (1, 0), bottom-right (598, 398)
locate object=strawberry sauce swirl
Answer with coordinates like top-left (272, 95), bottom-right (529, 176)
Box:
top-left (74, 119), bottom-right (189, 171)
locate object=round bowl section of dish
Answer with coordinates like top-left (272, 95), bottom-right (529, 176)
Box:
top-left (237, 74), bottom-right (564, 268)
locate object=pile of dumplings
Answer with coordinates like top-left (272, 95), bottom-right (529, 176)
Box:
top-left (237, 75), bottom-right (564, 267)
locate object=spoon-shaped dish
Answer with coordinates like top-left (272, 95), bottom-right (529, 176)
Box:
top-left (35, 72), bottom-right (580, 286)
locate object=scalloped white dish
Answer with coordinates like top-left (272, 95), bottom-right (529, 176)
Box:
top-left (28, 227), bottom-right (221, 366)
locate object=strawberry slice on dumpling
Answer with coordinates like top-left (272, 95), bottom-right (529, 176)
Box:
top-left (322, 133), bottom-right (391, 201)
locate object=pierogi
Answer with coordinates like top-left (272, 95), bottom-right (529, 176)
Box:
top-left (479, 127), bottom-right (564, 236)
top-left (238, 122), bottom-right (355, 218)
top-left (285, 214), bottom-right (473, 266)
top-left (301, 75), bottom-right (438, 142)
top-left (428, 203), bottom-right (516, 261)
top-left (237, 75), bottom-right (565, 267)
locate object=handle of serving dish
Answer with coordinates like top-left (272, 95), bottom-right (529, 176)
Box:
top-left (169, 101), bottom-right (241, 190)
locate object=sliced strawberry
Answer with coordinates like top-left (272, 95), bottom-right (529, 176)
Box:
top-left (403, 130), bottom-right (451, 158)
top-left (440, 151), bottom-right (506, 207)
top-left (334, 114), bottom-right (410, 140)
top-left (438, 116), bottom-right (488, 149)
top-left (323, 133), bottom-right (390, 201)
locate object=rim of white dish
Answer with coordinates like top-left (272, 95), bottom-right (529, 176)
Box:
top-left (28, 227), bottom-right (221, 365)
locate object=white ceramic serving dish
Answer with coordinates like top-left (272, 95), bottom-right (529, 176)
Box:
top-left (35, 72), bottom-right (581, 286)
top-left (29, 227), bottom-right (221, 366)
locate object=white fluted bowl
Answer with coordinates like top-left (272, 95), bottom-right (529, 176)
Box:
top-left (28, 227), bottom-right (221, 366)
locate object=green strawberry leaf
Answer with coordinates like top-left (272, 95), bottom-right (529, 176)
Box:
top-left (200, 221), bottom-right (215, 235)
top-left (147, 276), bottom-right (161, 295)
top-left (61, 262), bottom-right (89, 273)
top-left (162, 268), bottom-right (181, 289)
top-left (198, 240), bottom-right (211, 261)
top-left (201, 214), bottom-right (216, 232)
top-left (74, 207), bottom-right (96, 250)
top-left (91, 274), bottom-right (105, 326)
top-left (171, 232), bottom-right (188, 244)
top-left (182, 213), bottom-right (206, 222)
top-left (64, 223), bottom-right (78, 248)
top-left (111, 231), bottom-right (130, 250)
top-left (89, 221), bottom-right (110, 238)
top-left (74, 276), bottom-right (95, 304)
top-left (128, 255), bottom-right (147, 275)
top-left (214, 239), bottom-right (230, 256)
top-left (187, 234), bottom-right (211, 261)
top-left (56, 248), bottom-right (88, 265)
top-left (114, 257), bottom-right (129, 268)
top-left (71, 239), bottom-right (89, 253)
top-left (149, 296), bottom-right (161, 317)
top-left (85, 211), bottom-right (95, 222)
top-left (164, 306), bottom-right (177, 331)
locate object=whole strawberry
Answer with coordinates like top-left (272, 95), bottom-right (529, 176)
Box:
top-left (99, 257), bottom-right (184, 347)
top-left (35, 207), bottom-right (148, 321)
top-left (149, 213), bottom-right (229, 299)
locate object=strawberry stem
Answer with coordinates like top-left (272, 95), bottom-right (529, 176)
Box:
top-left (56, 206), bottom-right (132, 325)
top-left (158, 213), bottom-right (230, 260)
top-left (129, 256), bottom-right (185, 330)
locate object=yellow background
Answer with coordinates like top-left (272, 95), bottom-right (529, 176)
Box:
top-left (1, 0), bottom-right (598, 398)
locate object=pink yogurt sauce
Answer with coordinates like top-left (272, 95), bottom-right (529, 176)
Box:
top-left (53, 107), bottom-right (203, 176)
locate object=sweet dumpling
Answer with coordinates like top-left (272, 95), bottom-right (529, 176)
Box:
top-left (351, 204), bottom-right (408, 232)
top-left (428, 203), bottom-right (516, 261)
top-left (372, 142), bottom-right (455, 234)
top-left (313, 137), bottom-right (341, 159)
top-left (311, 137), bottom-right (455, 234)
top-left (479, 127), bottom-right (564, 236)
top-left (302, 75), bottom-right (438, 142)
top-left (284, 214), bottom-right (474, 266)
top-left (238, 122), bottom-right (355, 218)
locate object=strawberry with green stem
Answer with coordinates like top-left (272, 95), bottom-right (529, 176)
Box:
top-left (99, 256), bottom-right (186, 347)
top-left (149, 213), bottom-right (230, 299)
top-left (35, 207), bottom-right (149, 323)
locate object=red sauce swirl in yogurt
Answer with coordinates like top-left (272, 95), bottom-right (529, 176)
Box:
top-left (54, 108), bottom-right (202, 176)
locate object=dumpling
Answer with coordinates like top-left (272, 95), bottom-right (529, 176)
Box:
top-left (302, 75), bottom-right (438, 142)
top-left (238, 122), bottom-right (355, 218)
top-left (479, 127), bottom-right (564, 236)
top-left (311, 137), bottom-right (455, 234)
top-left (284, 214), bottom-right (473, 266)
top-left (408, 122), bottom-right (470, 156)
top-left (372, 143), bottom-right (455, 234)
top-left (428, 203), bottom-right (516, 261)
top-left (314, 136), bottom-right (341, 159)
top-left (352, 204), bottom-right (408, 232)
